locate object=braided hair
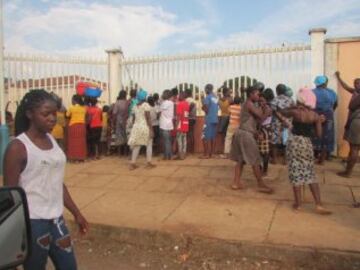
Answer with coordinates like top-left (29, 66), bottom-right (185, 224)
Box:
top-left (15, 89), bottom-right (56, 136)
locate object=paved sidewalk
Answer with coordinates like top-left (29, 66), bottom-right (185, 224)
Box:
top-left (62, 156), bottom-right (360, 253)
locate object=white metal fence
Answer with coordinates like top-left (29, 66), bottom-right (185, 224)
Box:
top-left (121, 43), bottom-right (311, 100)
top-left (4, 43), bottom-right (312, 113)
top-left (4, 53), bottom-right (108, 113)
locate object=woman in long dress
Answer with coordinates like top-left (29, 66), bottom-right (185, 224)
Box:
top-left (128, 89), bottom-right (155, 170)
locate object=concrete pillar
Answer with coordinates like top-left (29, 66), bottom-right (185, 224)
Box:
top-left (106, 48), bottom-right (123, 104)
top-left (309, 28), bottom-right (327, 83)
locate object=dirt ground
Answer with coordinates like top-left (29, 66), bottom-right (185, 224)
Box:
top-left (46, 233), bottom-right (359, 270)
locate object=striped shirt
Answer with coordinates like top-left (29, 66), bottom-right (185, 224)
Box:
top-left (229, 104), bottom-right (241, 128)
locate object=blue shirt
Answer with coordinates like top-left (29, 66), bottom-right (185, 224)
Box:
top-left (313, 87), bottom-right (337, 113)
top-left (204, 93), bottom-right (219, 124)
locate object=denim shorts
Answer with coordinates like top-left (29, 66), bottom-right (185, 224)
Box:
top-left (24, 216), bottom-right (77, 270)
top-left (203, 122), bottom-right (217, 140)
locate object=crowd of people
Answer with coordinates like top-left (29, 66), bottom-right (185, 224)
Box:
top-left (2, 71), bottom-right (360, 269)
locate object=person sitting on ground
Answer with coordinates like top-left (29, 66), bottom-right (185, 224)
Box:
top-left (335, 71), bottom-right (360, 178)
top-left (201, 84), bottom-right (219, 159)
top-left (223, 95), bottom-right (241, 158)
top-left (185, 88), bottom-right (197, 154)
top-left (4, 89), bottom-right (88, 269)
top-left (175, 91), bottom-right (190, 160)
top-left (312, 75), bottom-right (338, 164)
top-left (230, 86), bottom-right (273, 194)
top-left (128, 89), bottom-right (155, 170)
top-left (280, 87), bottom-right (332, 215)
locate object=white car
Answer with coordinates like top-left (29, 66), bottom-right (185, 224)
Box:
top-left (0, 187), bottom-right (31, 270)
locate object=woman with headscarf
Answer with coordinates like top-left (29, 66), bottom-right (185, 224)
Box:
top-left (128, 89), bottom-right (155, 170)
top-left (335, 71), bottom-right (360, 178)
top-left (312, 75), bottom-right (337, 164)
top-left (279, 88), bottom-right (331, 214)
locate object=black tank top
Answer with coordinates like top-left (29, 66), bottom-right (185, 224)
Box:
top-left (292, 121), bottom-right (315, 138)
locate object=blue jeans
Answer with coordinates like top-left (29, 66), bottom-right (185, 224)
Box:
top-left (24, 216), bottom-right (77, 270)
top-left (161, 129), bottom-right (172, 159)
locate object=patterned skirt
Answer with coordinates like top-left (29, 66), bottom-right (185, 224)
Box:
top-left (286, 135), bottom-right (316, 186)
top-left (67, 123), bottom-right (87, 160)
top-left (258, 125), bottom-right (272, 155)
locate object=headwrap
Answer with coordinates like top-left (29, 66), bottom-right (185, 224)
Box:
top-left (297, 87), bottom-right (316, 109)
top-left (314, 75), bottom-right (328, 87)
top-left (136, 89), bottom-right (147, 102)
top-left (285, 86), bottom-right (293, 98)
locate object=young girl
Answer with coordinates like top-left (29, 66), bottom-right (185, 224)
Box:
top-left (280, 88), bottom-right (331, 214)
top-left (4, 89), bottom-right (88, 269)
top-left (230, 86), bottom-right (273, 194)
top-left (175, 91), bottom-right (190, 160)
top-left (224, 95), bottom-right (241, 158)
top-left (128, 89), bottom-right (155, 170)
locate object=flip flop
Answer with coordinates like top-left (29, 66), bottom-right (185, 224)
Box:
top-left (257, 187), bottom-right (274, 194)
top-left (231, 184), bottom-right (244, 190)
top-left (336, 172), bottom-right (351, 178)
top-left (315, 206), bottom-right (332, 215)
top-left (129, 164), bottom-right (139, 171)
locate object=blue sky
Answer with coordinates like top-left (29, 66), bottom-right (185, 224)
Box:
top-left (4, 0), bottom-right (360, 56)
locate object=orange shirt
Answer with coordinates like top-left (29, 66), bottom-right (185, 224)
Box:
top-left (87, 106), bottom-right (102, 128)
top-left (229, 104), bottom-right (241, 128)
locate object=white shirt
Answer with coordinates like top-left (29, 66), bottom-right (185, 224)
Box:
top-left (17, 133), bottom-right (66, 219)
top-left (159, 100), bottom-right (174, 130)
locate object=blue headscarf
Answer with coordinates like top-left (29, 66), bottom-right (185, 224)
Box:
top-left (314, 75), bottom-right (328, 87)
top-left (136, 89), bottom-right (147, 102)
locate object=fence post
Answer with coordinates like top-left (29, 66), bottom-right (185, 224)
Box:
top-left (106, 48), bottom-right (123, 104)
top-left (309, 28), bottom-right (327, 81)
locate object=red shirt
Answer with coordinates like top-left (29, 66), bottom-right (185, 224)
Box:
top-left (87, 106), bottom-right (102, 128)
top-left (176, 100), bottom-right (190, 133)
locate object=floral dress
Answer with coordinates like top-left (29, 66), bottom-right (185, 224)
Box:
top-left (270, 95), bottom-right (294, 145)
top-left (128, 102), bottom-right (151, 147)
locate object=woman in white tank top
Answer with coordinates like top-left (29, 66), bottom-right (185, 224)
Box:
top-left (3, 89), bottom-right (88, 270)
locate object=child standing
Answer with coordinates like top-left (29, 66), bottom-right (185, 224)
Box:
top-left (175, 92), bottom-right (190, 159)
top-left (258, 88), bottom-right (275, 176)
top-left (224, 96), bottom-right (241, 157)
top-left (185, 89), bottom-right (197, 153)
top-left (100, 105), bottom-right (110, 156)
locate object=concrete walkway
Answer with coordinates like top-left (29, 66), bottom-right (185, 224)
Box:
top-left (63, 156), bottom-right (360, 253)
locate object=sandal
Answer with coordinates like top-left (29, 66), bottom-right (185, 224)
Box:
top-left (145, 163), bottom-right (156, 169)
top-left (129, 164), bottom-right (139, 171)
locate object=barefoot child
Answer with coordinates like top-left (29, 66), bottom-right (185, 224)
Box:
top-left (175, 91), bottom-right (190, 159)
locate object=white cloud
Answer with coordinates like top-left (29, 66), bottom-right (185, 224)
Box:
top-left (4, 1), bottom-right (205, 56)
top-left (196, 0), bottom-right (360, 50)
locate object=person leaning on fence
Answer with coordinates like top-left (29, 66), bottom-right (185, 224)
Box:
top-left (66, 94), bottom-right (87, 162)
top-left (335, 71), bottom-right (360, 178)
top-left (4, 89), bottom-right (89, 269)
top-left (185, 88), bottom-right (197, 154)
top-left (128, 89), bottom-right (156, 170)
top-left (312, 75), bottom-right (338, 164)
top-left (201, 84), bottom-right (219, 159)
top-left (280, 87), bottom-right (332, 215)
top-left (230, 86), bottom-right (274, 194)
